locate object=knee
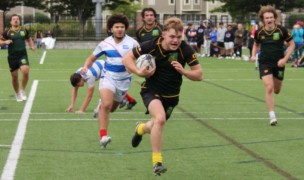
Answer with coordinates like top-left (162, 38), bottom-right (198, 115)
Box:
top-left (153, 115), bottom-right (167, 127)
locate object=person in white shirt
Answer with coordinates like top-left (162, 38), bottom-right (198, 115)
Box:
top-left (81, 14), bottom-right (139, 148)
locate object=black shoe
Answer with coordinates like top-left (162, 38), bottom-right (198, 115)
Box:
top-left (126, 100), bottom-right (137, 110)
top-left (153, 163), bottom-right (167, 176)
top-left (131, 121), bottom-right (143, 148)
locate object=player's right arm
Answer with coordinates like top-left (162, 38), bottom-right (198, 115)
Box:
top-left (65, 86), bottom-right (79, 112)
top-left (76, 86), bottom-right (95, 113)
top-left (81, 54), bottom-right (97, 74)
top-left (122, 50), bottom-right (155, 78)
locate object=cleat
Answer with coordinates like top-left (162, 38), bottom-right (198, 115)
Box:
top-left (15, 93), bottom-right (23, 102)
top-left (20, 90), bottom-right (27, 101)
top-left (100, 136), bottom-right (112, 148)
top-left (270, 118), bottom-right (277, 126)
top-left (153, 163), bottom-right (167, 176)
top-left (119, 98), bottom-right (127, 109)
top-left (126, 100), bottom-right (137, 110)
top-left (93, 108), bottom-right (98, 118)
top-left (131, 121), bottom-right (143, 148)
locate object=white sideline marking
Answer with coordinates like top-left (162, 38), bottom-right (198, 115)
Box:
top-left (1, 80), bottom-right (38, 180)
top-left (0, 145), bottom-right (11, 148)
top-left (39, 50), bottom-right (47, 64)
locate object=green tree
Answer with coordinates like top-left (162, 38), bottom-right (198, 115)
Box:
top-left (108, 0), bottom-right (142, 20)
top-left (0, 0), bottom-right (45, 12)
top-left (207, 0), bottom-right (304, 21)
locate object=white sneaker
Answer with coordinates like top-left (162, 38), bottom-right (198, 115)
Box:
top-left (100, 136), bottom-right (112, 148)
top-left (93, 108), bottom-right (99, 118)
top-left (15, 93), bottom-right (23, 102)
top-left (270, 118), bottom-right (277, 126)
top-left (20, 90), bottom-right (27, 101)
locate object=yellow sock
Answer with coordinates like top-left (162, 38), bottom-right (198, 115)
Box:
top-left (136, 123), bottom-right (145, 135)
top-left (152, 152), bottom-right (163, 166)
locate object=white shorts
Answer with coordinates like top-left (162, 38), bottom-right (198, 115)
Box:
top-left (224, 42), bottom-right (234, 49)
top-left (99, 75), bottom-right (131, 102)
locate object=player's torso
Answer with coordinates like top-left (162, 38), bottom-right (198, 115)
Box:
top-left (102, 36), bottom-right (137, 79)
top-left (257, 27), bottom-right (285, 62)
top-left (5, 29), bottom-right (27, 55)
top-left (137, 25), bottom-right (162, 43)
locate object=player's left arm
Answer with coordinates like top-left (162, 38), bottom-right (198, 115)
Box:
top-left (172, 61), bottom-right (203, 81)
top-left (25, 29), bottom-right (35, 51)
top-left (278, 28), bottom-right (295, 67)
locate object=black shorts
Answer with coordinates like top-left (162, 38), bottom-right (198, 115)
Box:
top-left (8, 54), bottom-right (29, 72)
top-left (140, 89), bottom-right (179, 120)
top-left (217, 42), bottom-right (224, 48)
top-left (258, 63), bottom-right (285, 80)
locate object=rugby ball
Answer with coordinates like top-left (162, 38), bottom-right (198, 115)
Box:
top-left (136, 54), bottom-right (156, 70)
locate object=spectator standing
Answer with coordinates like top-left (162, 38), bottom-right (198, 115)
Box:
top-left (203, 22), bottom-right (212, 57)
top-left (34, 30), bottom-right (43, 48)
top-left (234, 23), bottom-right (244, 59)
top-left (224, 24), bottom-right (235, 58)
top-left (217, 22), bottom-right (227, 58)
top-left (196, 20), bottom-right (205, 55)
top-left (291, 23), bottom-right (303, 62)
top-left (188, 24), bottom-right (199, 53)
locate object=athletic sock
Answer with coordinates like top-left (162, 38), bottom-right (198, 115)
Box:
top-left (137, 123), bottom-right (145, 135)
top-left (125, 93), bottom-right (135, 103)
top-left (152, 152), bottom-right (163, 166)
top-left (100, 129), bottom-right (107, 139)
top-left (269, 111), bottom-right (276, 119)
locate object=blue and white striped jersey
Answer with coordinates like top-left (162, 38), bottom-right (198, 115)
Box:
top-left (93, 35), bottom-right (138, 80)
top-left (76, 60), bottom-right (105, 87)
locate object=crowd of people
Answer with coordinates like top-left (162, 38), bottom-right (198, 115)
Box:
top-left (184, 20), bottom-right (252, 59)
top-left (0, 4), bottom-right (299, 177)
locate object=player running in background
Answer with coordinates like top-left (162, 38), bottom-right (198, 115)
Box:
top-left (136, 7), bottom-right (163, 43)
top-left (0, 14), bottom-right (35, 102)
top-left (81, 14), bottom-right (139, 148)
top-left (251, 5), bottom-right (294, 126)
top-left (123, 17), bottom-right (203, 176)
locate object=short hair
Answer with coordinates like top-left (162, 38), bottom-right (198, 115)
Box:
top-left (219, 22), bottom-right (223, 25)
top-left (107, 14), bottom-right (129, 31)
top-left (258, 5), bottom-right (278, 21)
top-left (70, 73), bottom-right (82, 87)
top-left (141, 8), bottom-right (157, 18)
top-left (10, 14), bottom-right (21, 21)
top-left (163, 17), bottom-right (183, 33)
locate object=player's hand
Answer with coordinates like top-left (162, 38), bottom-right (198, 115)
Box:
top-left (80, 67), bottom-right (88, 74)
top-left (75, 110), bottom-right (84, 114)
top-left (65, 105), bottom-right (74, 112)
top-left (171, 61), bottom-right (184, 74)
top-left (137, 64), bottom-right (155, 78)
top-left (5, 40), bottom-right (13, 45)
top-left (250, 56), bottom-right (256, 63)
top-left (277, 58), bottom-right (286, 67)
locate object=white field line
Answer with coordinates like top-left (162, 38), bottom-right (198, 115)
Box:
top-left (39, 50), bottom-right (47, 64)
top-left (0, 145), bottom-right (11, 148)
top-left (1, 117), bottom-right (304, 122)
top-left (0, 111), bottom-right (303, 115)
top-left (1, 80), bottom-right (38, 180)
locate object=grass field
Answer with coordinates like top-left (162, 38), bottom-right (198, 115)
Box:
top-left (0, 48), bottom-right (304, 180)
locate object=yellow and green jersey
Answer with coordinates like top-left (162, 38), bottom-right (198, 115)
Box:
top-left (254, 25), bottom-right (293, 64)
top-left (2, 27), bottom-right (30, 56)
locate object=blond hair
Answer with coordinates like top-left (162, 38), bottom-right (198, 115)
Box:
top-left (163, 17), bottom-right (184, 33)
top-left (258, 5), bottom-right (278, 21)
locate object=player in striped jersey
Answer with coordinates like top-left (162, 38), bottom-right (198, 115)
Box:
top-left (81, 14), bottom-right (139, 148)
top-left (66, 60), bottom-right (105, 113)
